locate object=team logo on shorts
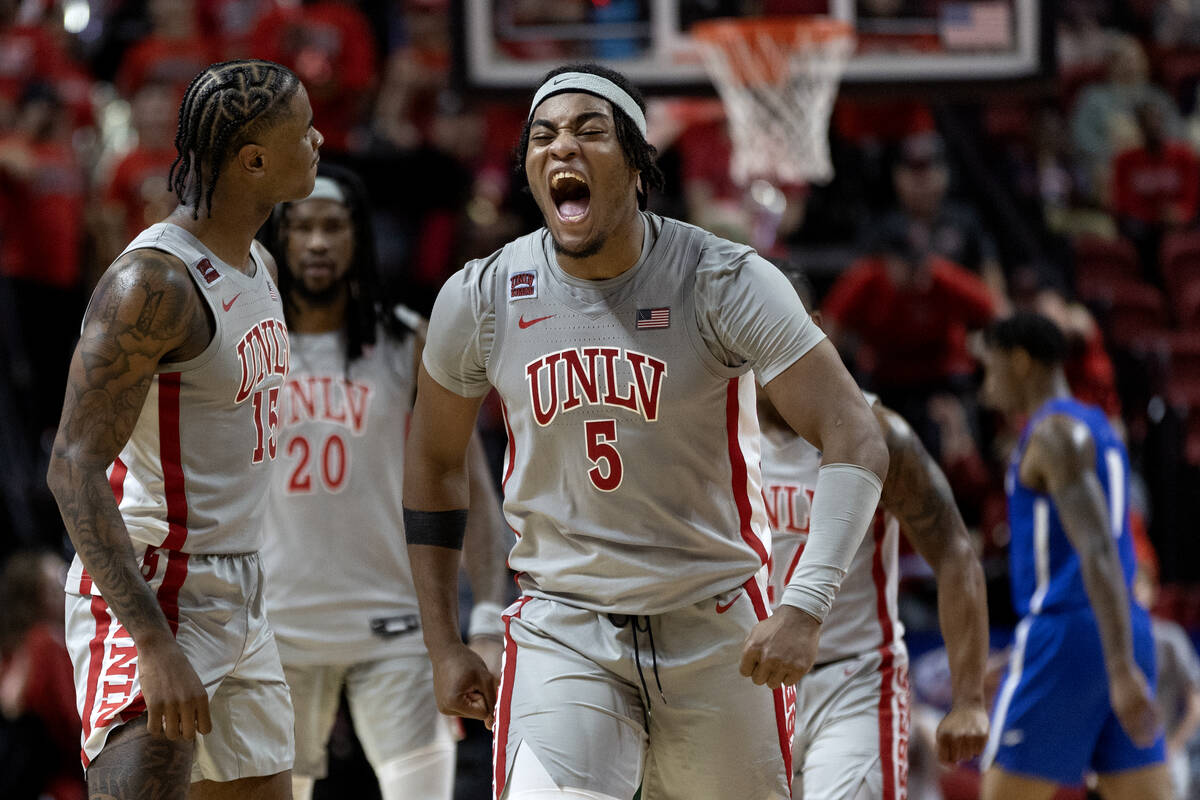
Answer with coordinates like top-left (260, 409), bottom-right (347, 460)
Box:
top-left (509, 271), bottom-right (537, 300)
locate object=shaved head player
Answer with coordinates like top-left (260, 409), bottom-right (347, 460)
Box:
top-left (403, 63), bottom-right (889, 800)
top-left (48, 60), bottom-right (322, 800)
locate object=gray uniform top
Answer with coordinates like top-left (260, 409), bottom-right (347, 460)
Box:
top-left (759, 393), bottom-right (905, 664)
top-left (262, 324), bottom-right (425, 666)
top-left (67, 223), bottom-right (287, 593)
top-left (424, 213), bottom-right (824, 615)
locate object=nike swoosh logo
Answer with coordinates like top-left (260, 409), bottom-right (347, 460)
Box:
top-left (518, 314), bottom-right (554, 329)
top-left (715, 595), bottom-right (740, 614)
top-left (221, 293), bottom-right (241, 312)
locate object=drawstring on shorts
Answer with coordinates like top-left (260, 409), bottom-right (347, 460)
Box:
top-left (607, 613), bottom-right (666, 715)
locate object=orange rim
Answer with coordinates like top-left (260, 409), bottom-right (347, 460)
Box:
top-left (691, 16), bottom-right (854, 47)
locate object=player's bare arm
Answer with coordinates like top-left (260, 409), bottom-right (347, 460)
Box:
top-left (741, 339), bottom-right (889, 689)
top-left (1022, 414), bottom-right (1159, 748)
top-left (463, 433), bottom-right (511, 680)
top-left (47, 250), bottom-right (213, 741)
top-left (875, 404), bottom-right (990, 763)
top-left (403, 364), bottom-right (498, 725)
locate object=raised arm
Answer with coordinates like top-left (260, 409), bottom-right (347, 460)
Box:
top-left (403, 364), bottom-right (497, 724)
top-left (741, 340), bottom-right (889, 689)
top-left (1023, 415), bottom-right (1158, 747)
top-left (875, 404), bottom-right (989, 763)
top-left (46, 250), bottom-right (212, 740)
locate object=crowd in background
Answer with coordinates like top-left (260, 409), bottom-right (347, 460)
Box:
top-left (3, 0), bottom-right (1200, 798)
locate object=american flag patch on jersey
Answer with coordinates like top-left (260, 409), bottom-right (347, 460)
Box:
top-left (636, 307), bottom-right (670, 329)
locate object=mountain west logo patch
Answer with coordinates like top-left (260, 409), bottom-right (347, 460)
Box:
top-left (509, 270), bottom-right (537, 300)
top-left (196, 258), bottom-right (222, 285)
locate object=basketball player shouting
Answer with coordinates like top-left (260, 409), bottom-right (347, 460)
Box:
top-left (403, 63), bottom-right (889, 800)
top-left (759, 273), bottom-right (989, 800)
top-left (978, 313), bottom-right (1169, 800)
top-left (47, 60), bottom-right (322, 800)
top-left (259, 163), bottom-right (511, 800)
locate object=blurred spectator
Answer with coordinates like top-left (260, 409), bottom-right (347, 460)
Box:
top-left (115, 0), bottom-right (216, 100)
top-left (873, 131), bottom-right (1009, 305)
top-left (0, 550), bottom-right (83, 800)
top-left (1071, 35), bottom-right (1181, 202)
top-left (1111, 101), bottom-right (1200, 282)
top-left (0, 82), bottom-right (86, 432)
top-left (250, 0), bottom-right (379, 152)
top-left (95, 80), bottom-right (178, 269)
top-left (1134, 562), bottom-right (1200, 800)
top-left (1153, 0), bottom-right (1200, 49)
top-left (0, 0), bottom-right (92, 133)
top-left (822, 222), bottom-right (997, 458)
top-left (1057, 0), bottom-right (1116, 71)
top-left (196, 0), bottom-right (275, 58)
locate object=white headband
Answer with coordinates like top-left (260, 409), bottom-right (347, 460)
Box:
top-left (302, 175), bottom-right (346, 205)
top-left (528, 72), bottom-right (647, 138)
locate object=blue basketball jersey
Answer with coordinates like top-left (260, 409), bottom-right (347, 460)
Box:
top-left (1006, 397), bottom-right (1137, 618)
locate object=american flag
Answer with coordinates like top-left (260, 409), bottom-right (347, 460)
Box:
top-left (939, 2), bottom-right (1012, 50)
top-left (636, 307), bottom-right (670, 329)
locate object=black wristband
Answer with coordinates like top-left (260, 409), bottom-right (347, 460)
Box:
top-left (403, 508), bottom-right (469, 549)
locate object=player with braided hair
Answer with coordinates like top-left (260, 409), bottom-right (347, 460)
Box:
top-left (48, 59), bottom-right (322, 799)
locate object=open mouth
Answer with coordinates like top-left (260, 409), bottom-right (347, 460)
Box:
top-left (549, 170), bottom-right (590, 222)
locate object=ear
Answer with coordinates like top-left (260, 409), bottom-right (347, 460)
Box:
top-left (237, 143), bottom-right (267, 176)
top-left (1011, 348), bottom-right (1033, 379)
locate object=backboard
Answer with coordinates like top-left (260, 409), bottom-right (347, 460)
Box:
top-left (457, 0), bottom-right (1050, 92)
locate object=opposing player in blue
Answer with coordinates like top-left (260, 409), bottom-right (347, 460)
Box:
top-left (978, 312), bottom-right (1170, 800)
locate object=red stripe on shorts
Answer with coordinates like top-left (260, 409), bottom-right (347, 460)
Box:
top-left (743, 577), bottom-right (795, 792)
top-left (494, 596), bottom-right (531, 800)
top-left (727, 379), bottom-right (767, 565)
top-left (79, 595), bottom-right (113, 767)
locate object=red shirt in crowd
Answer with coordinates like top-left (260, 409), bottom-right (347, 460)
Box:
top-left (116, 35), bottom-right (218, 99)
top-left (0, 136), bottom-right (85, 289)
top-left (103, 146), bottom-right (178, 243)
top-left (1111, 141), bottom-right (1200, 226)
top-left (822, 254), bottom-right (997, 387)
top-left (250, 1), bottom-right (377, 151)
top-left (0, 24), bottom-right (93, 128)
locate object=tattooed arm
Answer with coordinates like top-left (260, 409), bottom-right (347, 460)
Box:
top-left (47, 249), bottom-right (213, 741)
top-left (875, 404), bottom-right (990, 763)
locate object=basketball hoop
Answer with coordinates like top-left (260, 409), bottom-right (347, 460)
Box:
top-left (691, 17), bottom-right (855, 188)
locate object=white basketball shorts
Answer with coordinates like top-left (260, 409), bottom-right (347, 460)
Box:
top-left (792, 643), bottom-right (910, 800)
top-left (65, 549), bottom-right (295, 783)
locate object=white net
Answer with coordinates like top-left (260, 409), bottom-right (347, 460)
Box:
top-left (694, 20), bottom-right (855, 187)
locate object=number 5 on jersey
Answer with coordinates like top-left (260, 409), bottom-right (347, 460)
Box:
top-left (586, 419), bottom-right (622, 492)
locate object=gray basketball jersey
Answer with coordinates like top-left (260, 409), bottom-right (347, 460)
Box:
top-left (262, 324), bottom-right (425, 665)
top-left (423, 213), bottom-right (825, 614)
top-left (760, 394), bottom-right (904, 663)
top-left (67, 223), bottom-right (288, 593)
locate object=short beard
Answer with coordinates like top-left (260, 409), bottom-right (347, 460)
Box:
top-left (551, 232), bottom-right (606, 260)
top-left (292, 279), bottom-right (345, 307)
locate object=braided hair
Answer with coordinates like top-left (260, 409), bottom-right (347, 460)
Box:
top-left (169, 59), bottom-right (300, 219)
top-left (261, 163), bottom-right (411, 367)
top-left (517, 63), bottom-right (665, 211)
